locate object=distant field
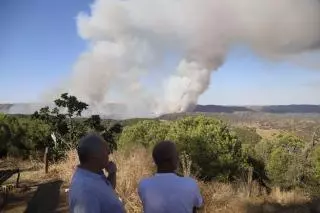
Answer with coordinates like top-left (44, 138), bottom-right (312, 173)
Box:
top-left (159, 112), bottom-right (320, 141)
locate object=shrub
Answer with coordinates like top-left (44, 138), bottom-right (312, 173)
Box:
top-left (118, 120), bottom-right (170, 148)
top-left (255, 139), bottom-right (274, 162)
top-left (166, 116), bottom-right (246, 181)
top-left (0, 114), bottom-right (51, 159)
top-left (266, 134), bottom-right (306, 189)
top-left (310, 145), bottom-right (320, 182)
top-left (119, 116), bottom-right (247, 181)
top-left (232, 126), bottom-right (262, 145)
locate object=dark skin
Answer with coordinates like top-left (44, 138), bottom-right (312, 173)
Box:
top-left (79, 143), bottom-right (117, 189)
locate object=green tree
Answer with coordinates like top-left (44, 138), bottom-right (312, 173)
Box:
top-left (232, 126), bottom-right (262, 145)
top-left (33, 93), bottom-right (89, 144)
top-left (85, 115), bottom-right (105, 132)
top-left (255, 139), bottom-right (274, 162)
top-left (266, 134), bottom-right (306, 189)
top-left (54, 93), bottom-right (88, 118)
top-left (32, 93), bottom-right (90, 160)
top-left (0, 114), bottom-right (11, 156)
top-left (119, 120), bottom-right (170, 148)
top-left (166, 116), bottom-right (246, 181)
top-left (310, 145), bottom-right (320, 182)
top-left (17, 118), bottom-right (51, 158)
top-left (101, 123), bottom-right (123, 152)
top-left (54, 93), bottom-right (88, 142)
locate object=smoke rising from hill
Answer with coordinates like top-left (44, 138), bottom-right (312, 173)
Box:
top-left (67, 0), bottom-right (320, 115)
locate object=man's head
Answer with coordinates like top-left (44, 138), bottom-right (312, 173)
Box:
top-left (152, 140), bottom-right (179, 173)
top-left (77, 133), bottom-right (110, 170)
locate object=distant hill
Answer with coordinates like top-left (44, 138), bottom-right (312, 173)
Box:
top-left (193, 104), bottom-right (320, 114)
top-left (1, 103), bottom-right (320, 119)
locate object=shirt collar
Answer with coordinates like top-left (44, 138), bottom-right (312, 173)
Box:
top-left (76, 167), bottom-right (104, 180)
top-left (155, 173), bottom-right (177, 177)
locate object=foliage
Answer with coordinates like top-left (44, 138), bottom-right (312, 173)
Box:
top-left (31, 93), bottom-right (91, 159)
top-left (119, 116), bottom-right (246, 181)
top-left (310, 145), bottom-right (320, 182)
top-left (30, 93), bottom-right (123, 160)
top-left (101, 123), bottom-right (123, 152)
top-left (85, 115), bottom-right (105, 132)
top-left (266, 134), bottom-right (306, 189)
top-left (232, 126), bottom-right (262, 145)
top-left (167, 116), bottom-right (246, 181)
top-left (0, 114), bottom-right (51, 159)
top-left (54, 93), bottom-right (88, 118)
top-left (255, 139), bottom-right (275, 163)
top-left (3, 93), bottom-right (320, 192)
top-left (119, 120), bottom-right (170, 148)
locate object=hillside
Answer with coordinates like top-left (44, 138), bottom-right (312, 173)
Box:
top-left (1, 103), bottom-right (320, 118)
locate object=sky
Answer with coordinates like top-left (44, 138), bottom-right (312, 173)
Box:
top-left (1, 0), bottom-right (320, 105)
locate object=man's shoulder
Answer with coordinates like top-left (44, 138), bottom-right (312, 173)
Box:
top-left (139, 175), bottom-right (199, 187)
top-left (138, 176), bottom-right (153, 188)
top-left (178, 176), bottom-right (199, 187)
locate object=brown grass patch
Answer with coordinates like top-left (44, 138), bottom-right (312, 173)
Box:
top-left (48, 147), bottom-right (313, 213)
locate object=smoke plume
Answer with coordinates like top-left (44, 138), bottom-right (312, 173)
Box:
top-left (67, 0), bottom-right (320, 116)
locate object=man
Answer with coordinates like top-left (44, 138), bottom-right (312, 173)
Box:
top-left (69, 133), bottom-right (125, 213)
top-left (138, 141), bottom-right (203, 213)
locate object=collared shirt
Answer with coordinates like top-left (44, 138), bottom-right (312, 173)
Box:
top-left (69, 167), bottom-right (125, 213)
top-left (138, 173), bottom-right (203, 213)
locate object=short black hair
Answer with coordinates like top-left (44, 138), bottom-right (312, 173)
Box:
top-left (77, 133), bottom-right (107, 164)
top-left (152, 140), bottom-right (177, 166)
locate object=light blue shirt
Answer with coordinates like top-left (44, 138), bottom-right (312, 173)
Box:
top-left (138, 173), bottom-right (203, 213)
top-left (69, 167), bottom-right (125, 213)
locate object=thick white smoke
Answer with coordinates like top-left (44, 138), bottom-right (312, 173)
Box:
top-left (67, 0), bottom-right (320, 116)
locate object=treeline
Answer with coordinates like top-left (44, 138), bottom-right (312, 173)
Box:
top-left (0, 93), bottom-right (122, 160)
top-left (1, 93), bottom-right (320, 194)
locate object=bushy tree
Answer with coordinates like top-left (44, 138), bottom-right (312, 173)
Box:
top-left (0, 114), bottom-right (51, 159)
top-left (120, 116), bottom-right (247, 181)
top-left (119, 120), bottom-right (170, 148)
top-left (310, 145), bottom-right (320, 182)
top-left (232, 126), bottom-right (262, 145)
top-left (167, 116), bottom-right (246, 181)
top-left (255, 139), bottom-right (275, 162)
top-left (30, 93), bottom-right (91, 160)
top-left (85, 115), bottom-right (105, 132)
top-left (266, 134), bottom-right (306, 189)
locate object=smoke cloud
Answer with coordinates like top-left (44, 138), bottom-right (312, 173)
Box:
top-left (66, 0), bottom-right (320, 116)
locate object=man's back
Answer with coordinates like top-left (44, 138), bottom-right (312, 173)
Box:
top-left (138, 173), bottom-right (203, 213)
top-left (69, 167), bottom-right (125, 213)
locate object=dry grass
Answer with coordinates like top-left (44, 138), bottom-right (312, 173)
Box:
top-left (45, 147), bottom-right (316, 213)
top-left (2, 147), bottom-right (315, 213)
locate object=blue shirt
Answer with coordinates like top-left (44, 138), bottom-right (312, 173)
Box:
top-left (69, 167), bottom-right (125, 213)
top-left (138, 173), bottom-right (203, 213)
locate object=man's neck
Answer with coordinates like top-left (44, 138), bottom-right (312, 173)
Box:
top-left (156, 168), bottom-right (175, 174)
top-left (79, 164), bottom-right (101, 174)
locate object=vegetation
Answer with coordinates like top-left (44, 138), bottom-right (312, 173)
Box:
top-left (1, 93), bottom-right (320, 197)
top-left (0, 93), bottom-right (122, 160)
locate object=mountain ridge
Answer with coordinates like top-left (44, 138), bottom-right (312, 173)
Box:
top-left (1, 103), bottom-right (320, 118)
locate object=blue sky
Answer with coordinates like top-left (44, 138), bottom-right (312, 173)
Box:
top-left (1, 0), bottom-right (320, 105)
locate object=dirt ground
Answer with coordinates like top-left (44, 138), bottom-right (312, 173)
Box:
top-left (2, 179), bottom-right (68, 213)
top-left (0, 159), bottom-right (69, 213)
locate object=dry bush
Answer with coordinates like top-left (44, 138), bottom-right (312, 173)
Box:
top-left (112, 147), bottom-right (153, 213)
top-left (267, 187), bottom-right (310, 205)
top-left (49, 150), bottom-right (78, 185)
top-left (198, 181), bottom-right (245, 213)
